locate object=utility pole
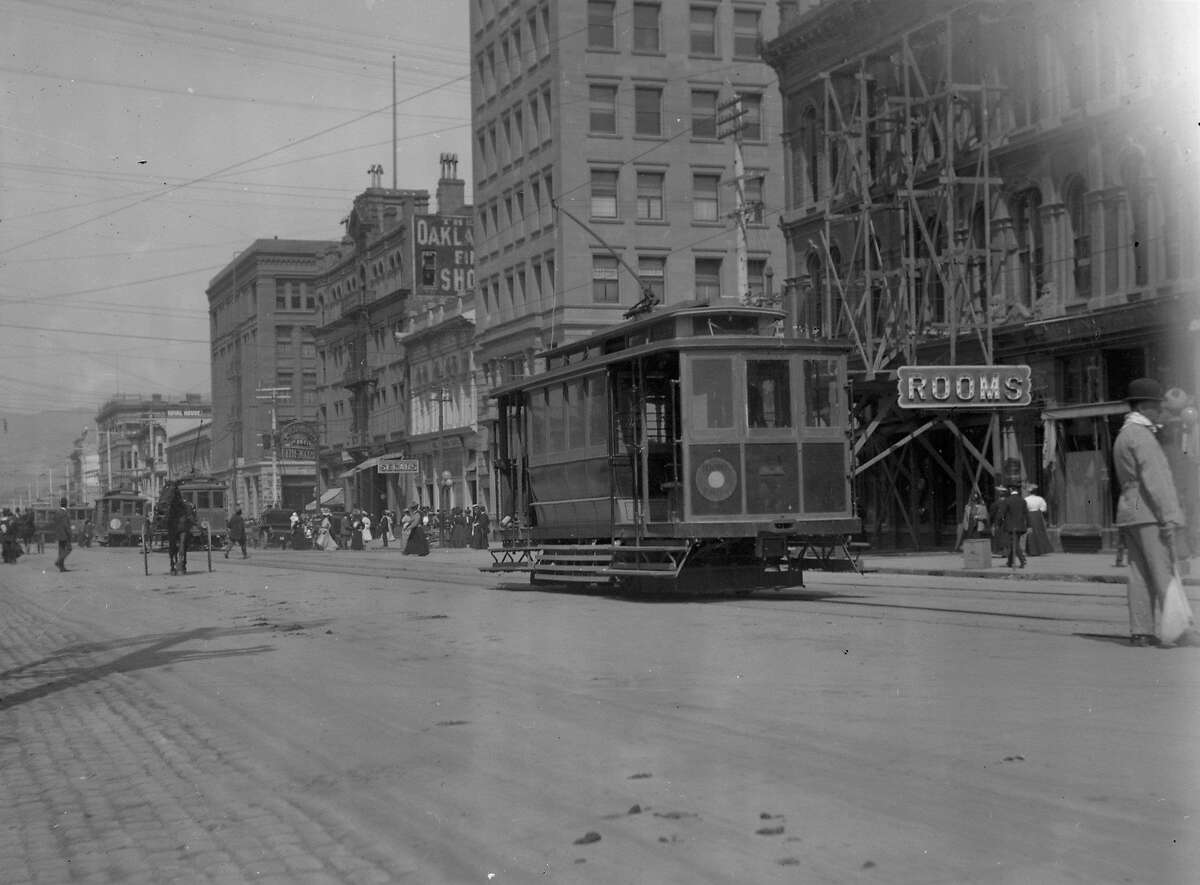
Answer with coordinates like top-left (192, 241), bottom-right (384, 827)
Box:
top-left (718, 86), bottom-right (750, 304)
top-left (230, 253), bottom-right (240, 511)
top-left (256, 386), bottom-right (291, 509)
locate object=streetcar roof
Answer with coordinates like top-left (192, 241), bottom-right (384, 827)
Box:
top-left (536, 300), bottom-right (784, 360)
top-left (490, 301), bottom-right (844, 399)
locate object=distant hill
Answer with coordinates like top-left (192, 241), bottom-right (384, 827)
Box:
top-left (0, 407), bottom-right (98, 505)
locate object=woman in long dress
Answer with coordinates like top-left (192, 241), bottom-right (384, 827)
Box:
top-left (350, 511), bottom-right (364, 551)
top-left (1024, 485), bottom-right (1054, 556)
top-left (449, 507), bottom-right (467, 547)
top-left (471, 507), bottom-right (490, 549)
top-left (316, 513), bottom-right (338, 551)
top-left (361, 513), bottom-right (372, 546)
top-left (402, 506), bottom-right (430, 556)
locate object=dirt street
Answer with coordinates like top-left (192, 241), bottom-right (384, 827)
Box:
top-left (1, 546), bottom-right (1197, 884)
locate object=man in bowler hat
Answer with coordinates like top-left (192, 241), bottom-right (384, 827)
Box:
top-left (997, 484), bottom-right (1029, 568)
top-left (1112, 377), bottom-right (1185, 646)
top-left (52, 496), bottom-right (72, 572)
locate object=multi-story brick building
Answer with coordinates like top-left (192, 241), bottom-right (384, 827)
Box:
top-left (313, 158), bottom-right (475, 516)
top-left (469, 0), bottom-right (790, 396)
top-left (207, 240), bottom-right (338, 515)
top-left (765, 0), bottom-right (1199, 551)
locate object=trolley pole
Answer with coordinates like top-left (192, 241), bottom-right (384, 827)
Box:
top-left (717, 86), bottom-right (750, 304)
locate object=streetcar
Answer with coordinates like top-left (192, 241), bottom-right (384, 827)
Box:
top-left (29, 504), bottom-right (92, 539)
top-left (485, 301), bottom-right (861, 593)
top-left (151, 474), bottom-right (228, 551)
top-left (93, 489), bottom-right (152, 546)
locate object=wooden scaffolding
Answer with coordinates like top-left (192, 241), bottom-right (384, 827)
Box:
top-left (794, 3), bottom-right (1023, 546)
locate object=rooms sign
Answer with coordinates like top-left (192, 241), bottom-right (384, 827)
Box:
top-left (897, 365), bottom-right (1032, 409)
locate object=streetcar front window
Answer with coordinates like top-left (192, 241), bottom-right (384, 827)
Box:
top-left (212, 491), bottom-right (224, 509)
top-left (196, 491), bottom-right (210, 509)
top-left (691, 358), bottom-right (734, 429)
top-left (747, 360), bottom-right (792, 429)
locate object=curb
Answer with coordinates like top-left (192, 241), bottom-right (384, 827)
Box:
top-left (865, 566), bottom-right (1200, 587)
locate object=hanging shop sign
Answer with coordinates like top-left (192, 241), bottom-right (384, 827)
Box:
top-left (279, 422), bottom-right (318, 460)
top-left (377, 458), bottom-right (420, 475)
top-left (413, 215), bottom-right (475, 295)
top-left (897, 365), bottom-right (1032, 409)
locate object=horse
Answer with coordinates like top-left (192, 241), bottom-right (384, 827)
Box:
top-left (159, 482), bottom-right (195, 576)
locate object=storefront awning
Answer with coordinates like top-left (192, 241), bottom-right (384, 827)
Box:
top-left (1041, 401), bottom-right (1128, 421)
top-left (337, 456), bottom-right (380, 479)
top-left (305, 488), bottom-right (345, 511)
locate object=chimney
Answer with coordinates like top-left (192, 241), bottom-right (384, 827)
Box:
top-left (436, 153), bottom-right (465, 214)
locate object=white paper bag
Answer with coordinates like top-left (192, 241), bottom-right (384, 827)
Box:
top-left (1158, 570), bottom-right (1194, 645)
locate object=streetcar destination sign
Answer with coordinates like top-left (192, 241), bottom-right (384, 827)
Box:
top-left (896, 365), bottom-right (1032, 408)
top-left (377, 459), bottom-right (420, 474)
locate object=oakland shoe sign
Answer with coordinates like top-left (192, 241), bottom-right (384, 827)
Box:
top-left (897, 365), bottom-right (1031, 408)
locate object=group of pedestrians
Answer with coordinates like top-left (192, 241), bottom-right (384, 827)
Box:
top-left (955, 484), bottom-right (1053, 567)
top-left (291, 504), bottom-right (491, 557)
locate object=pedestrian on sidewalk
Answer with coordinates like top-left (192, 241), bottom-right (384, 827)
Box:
top-left (1023, 485), bottom-right (1053, 556)
top-left (997, 485), bottom-right (1028, 568)
top-left (955, 491), bottom-right (990, 552)
top-left (52, 497), bottom-right (72, 572)
top-left (1113, 377), bottom-right (1186, 647)
top-left (225, 508), bottom-right (247, 559)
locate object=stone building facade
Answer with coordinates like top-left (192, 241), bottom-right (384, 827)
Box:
top-left (765, 0), bottom-right (1199, 550)
top-left (207, 240), bottom-right (337, 515)
top-left (313, 158), bottom-right (477, 516)
top-left (469, 0), bottom-right (790, 408)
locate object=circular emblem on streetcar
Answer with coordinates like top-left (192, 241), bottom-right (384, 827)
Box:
top-left (695, 457), bottom-right (738, 503)
top-left (109, 518), bottom-right (122, 531)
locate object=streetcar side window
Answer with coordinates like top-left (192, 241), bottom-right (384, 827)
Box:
top-left (547, 385), bottom-right (566, 453)
top-left (528, 389), bottom-right (546, 457)
top-left (691, 358), bottom-right (734, 429)
top-left (803, 358), bottom-right (841, 428)
top-left (746, 360), bottom-right (792, 429)
top-left (212, 490), bottom-right (224, 509)
top-left (565, 380), bottom-right (586, 450)
top-left (585, 374), bottom-right (608, 450)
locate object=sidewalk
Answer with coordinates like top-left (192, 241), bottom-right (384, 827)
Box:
top-left (862, 549), bottom-right (1200, 586)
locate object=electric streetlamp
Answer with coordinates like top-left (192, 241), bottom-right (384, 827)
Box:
top-left (431, 387), bottom-right (452, 547)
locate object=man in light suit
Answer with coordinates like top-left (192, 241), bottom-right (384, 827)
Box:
top-left (1113, 377), bottom-right (1185, 646)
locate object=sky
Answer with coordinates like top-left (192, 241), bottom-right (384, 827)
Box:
top-left (0, 0), bottom-right (472, 415)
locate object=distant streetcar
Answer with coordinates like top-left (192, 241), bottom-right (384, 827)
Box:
top-left (151, 474), bottom-right (228, 550)
top-left (485, 301), bottom-right (860, 593)
top-left (29, 504), bottom-right (92, 543)
top-left (93, 489), bottom-right (152, 546)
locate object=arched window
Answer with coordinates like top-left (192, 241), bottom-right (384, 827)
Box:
top-left (916, 216), bottom-right (945, 325)
top-left (804, 252), bottom-right (824, 337)
top-left (1011, 188), bottom-right (1044, 306)
top-left (802, 106), bottom-right (820, 203)
top-left (969, 203), bottom-right (989, 312)
top-left (1121, 154), bottom-right (1150, 287)
top-left (1064, 176), bottom-right (1091, 298)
